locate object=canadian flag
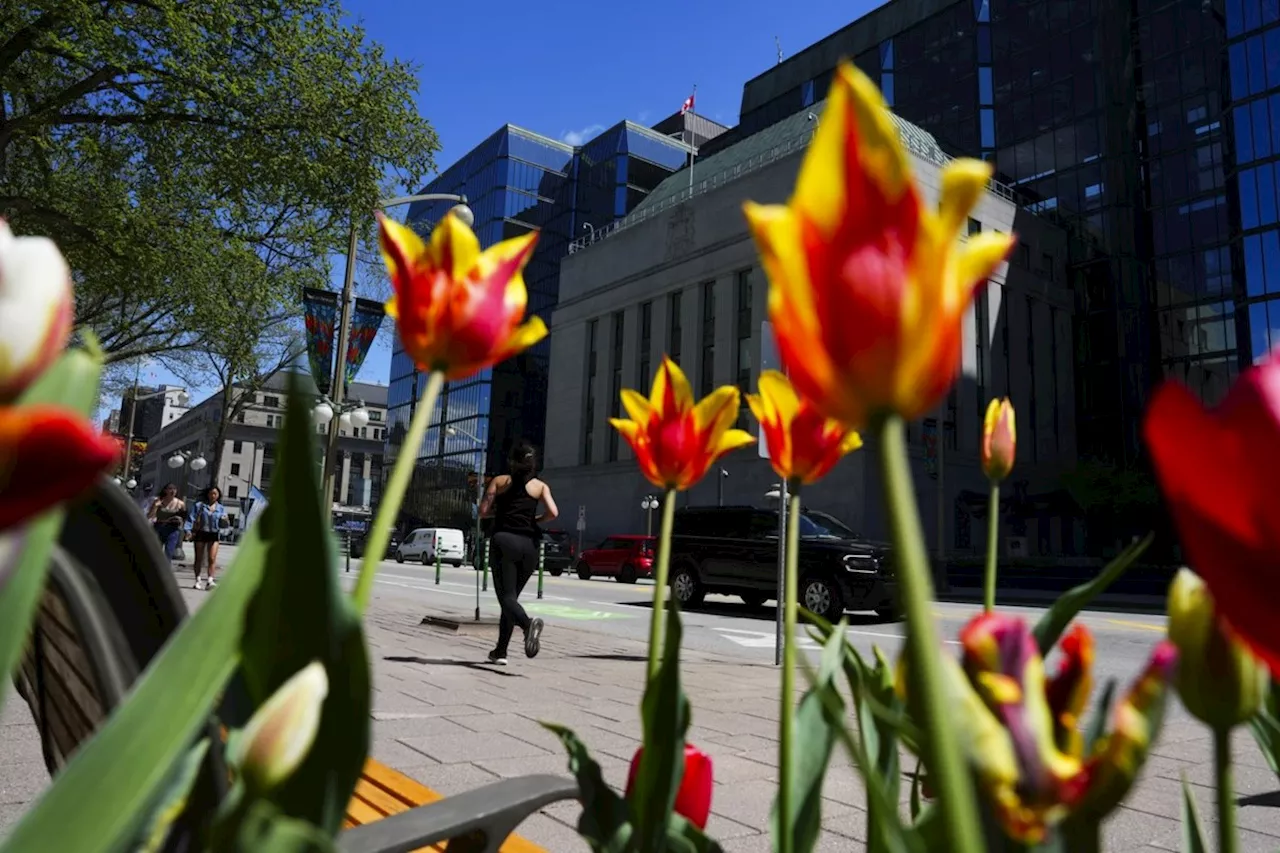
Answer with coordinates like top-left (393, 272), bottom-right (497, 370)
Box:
top-left (681, 90), bottom-right (695, 115)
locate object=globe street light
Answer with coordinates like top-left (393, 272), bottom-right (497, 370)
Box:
top-left (349, 406), bottom-right (370, 429)
top-left (641, 494), bottom-right (660, 537)
top-left (190, 455), bottom-right (207, 471)
top-left (126, 478), bottom-right (138, 490)
top-left (312, 401), bottom-right (335, 426)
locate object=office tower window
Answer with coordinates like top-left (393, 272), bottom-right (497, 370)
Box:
top-left (967, 217), bottom-right (982, 236)
top-left (700, 281), bottom-right (716, 395)
top-left (975, 287), bottom-right (989, 424)
top-left (638, 301), bottom-right (653, 393)
top-left (228, 485), bottom-right (239, 498)
top-left (1026, 295), bottom-right (1038, 462)
top-left (608, 311), bottom-right (624, 461)
top-left (1050, 306), bottom-right (1060, 452)
top-left (232, 440), bottom-right (243, 453)
top-left (583, 319), bottom-right (598, 464)
top-left (230, 463), bottom-right (241, 476)
top-left (667, 291), bottom-right (682, 366)
top-left (735, 270), bottom-right (753, 428)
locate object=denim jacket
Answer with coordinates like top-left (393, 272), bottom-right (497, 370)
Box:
top-left (186, 500), bottom-right (228, 533)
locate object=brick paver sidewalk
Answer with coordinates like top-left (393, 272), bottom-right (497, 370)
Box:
top-left (3, 591), bottom-right (1279, 851)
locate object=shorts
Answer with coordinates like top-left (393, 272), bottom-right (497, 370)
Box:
top-left (192, 531), bottom-right (219, 544)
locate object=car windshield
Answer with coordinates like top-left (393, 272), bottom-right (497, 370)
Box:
top-left (800, 511), bottom-right (857, 539)
top-left (547, 531), bottom-right (569, 542)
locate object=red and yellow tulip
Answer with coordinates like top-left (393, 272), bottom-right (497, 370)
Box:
top-left (377, 211), bottom-right (546, 381)
top-left (1143, 349), bottom-right (1280, 676)
top-left (611, 357), bottom-right (755, 491)
top-left (982, 397), bottom-right (1017, 482)
top-left (743, 64), bottom-right (1014, 429)
top-left (0, 221), bottom-right (73, 403)
top-left (746, 370), bottom-right (862, 484)
top-left (0, 406), bottom-right (119, 531)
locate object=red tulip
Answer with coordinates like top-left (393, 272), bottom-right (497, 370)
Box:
top-left (1143, 350), bottom-right (1280, 676)
top-left (626, 744), bottom-right (714, 830)
top-left (981, 398), bottom-right (1017, 482)
top-left (0, 406), bottom-right (119, 531)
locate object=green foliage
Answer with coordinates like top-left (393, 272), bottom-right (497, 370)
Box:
top-left (772, 620), bottom-right (844, 853)
top-left (1179, 775), bottom-right (1209, 853)
top-left (0, 1), bottom-right (439, 363)
top-left (1062, 461), bottom-right (1161, 515)
top-left (134, 740), bottom-right (212, 853)
top-left (0, 528), bottom-right (268, 853)
top-left (1248, 679), bottom-right (1280, 779)
top-left (1032, 533), bottom-right (1153, 655)
top-left (540, 724), bottom-right (633, 852)
top-left (0, 348), bottom-right (101, 712)
top-left (240, 376), bottom-right (370, 834)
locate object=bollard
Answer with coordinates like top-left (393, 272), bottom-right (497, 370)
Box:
top-left (481, 541), bottom-right (489, 592)
top-left (537, 540), bottom-right (545, 599)
top-left (474, 537), bottom-right (481, 621)
top-left (345, 531), bottom-right (351, 573)
top-left (435, 544), bottom-right (441, 584)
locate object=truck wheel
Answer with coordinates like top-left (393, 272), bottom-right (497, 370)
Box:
top-left (575, 560), bottom-right (591, 580)
top-left (618, 564), bottom-right (637, 584)
top-left (671, 564), bottom-right (705, 607)
top-left (800, 574), bottom-right (845, 623)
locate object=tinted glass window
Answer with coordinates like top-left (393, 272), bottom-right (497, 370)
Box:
top-left (747, 512), bottom-right (778, 539)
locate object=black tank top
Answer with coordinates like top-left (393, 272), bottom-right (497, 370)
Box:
top-left (493, 475), bottom-right (539, 538)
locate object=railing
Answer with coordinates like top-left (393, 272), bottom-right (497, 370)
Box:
top-left (565, 119), bottom-right (1020, 257)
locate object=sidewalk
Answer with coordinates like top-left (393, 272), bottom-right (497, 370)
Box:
top-left (3, 588), bottom-right (1279, 850)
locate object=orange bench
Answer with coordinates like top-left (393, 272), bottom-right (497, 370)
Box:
top-left (346, 759), bottom-right (548, 853)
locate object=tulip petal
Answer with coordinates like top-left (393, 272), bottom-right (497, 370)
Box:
top-left (0, 406), bottom-right (119, 531)
top-left (427, 212), bottom-right (482, 281)
top-left (383, 295), bottom-right (399, 321)
top-left (652, 357), bottom-right (695, 415)
top-left (376, 215), bottom-right (427, 283)
top-left (693, 386), bottom-right (740, 436)
top-left (716, 429), bottom-right (757, 455)
top-left (938, 159), bottom-right (994, 238)
top-left (838, 431), bottom-right (864, 454)
top-left (954, 232), bottom-right (1016, 298)
top-left (621, 389), bottom-right (653, 425)
top-left (843, 64), bottom-right (912, 204)
top-left (756, 370), bottom-right (799, 421)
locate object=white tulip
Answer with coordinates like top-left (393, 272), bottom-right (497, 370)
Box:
top-left (233, 660), bottom-right (329, 792)
top-left (0, 221), bottom-right (73, 401)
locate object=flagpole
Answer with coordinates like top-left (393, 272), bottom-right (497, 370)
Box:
top-left (687, 84), bottom-right (697, 192)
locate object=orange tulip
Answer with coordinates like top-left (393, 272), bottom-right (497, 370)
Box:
top-left (743, 64), bottom-right (1015, 430)
top-left (377, 211), bottom-right (547, 381)
top-left (611, 357), bottom-right (755, 491)
top-left (982, 398), bottom-right (1017, 482)
top-left (747, 370), bottom-right (862, 484)
top-left (0, 406), bottom-right (119, 531)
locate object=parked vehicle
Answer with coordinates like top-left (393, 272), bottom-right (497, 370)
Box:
top-left (397, 527), bottom-right (466, 566)
top-left (573, 535), bottom-right (656, 583)
top-left (347, 532), bottom-right (399, 561)
top-left (542, 529), bottom-right (574, 576)
top-left (666, 506), bottom-right (896, 623)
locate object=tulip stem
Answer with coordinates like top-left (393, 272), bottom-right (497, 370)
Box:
top-left (777, 484), bottom-right (802, 853)
top-left (354, 370), bottom-right (445, 614)
top-left (983, 483), bottom-right (999, 612)
top-left (1215, 727), bottom-right (1237, 853)
top-left (876, 414), bottom-right (984, 853)
top-left (645, 489), bottom-right (678, 681)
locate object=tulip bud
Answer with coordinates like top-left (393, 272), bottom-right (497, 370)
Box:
top-left (981, 398), bottom-right (1017, 482)
top-left (233, 661), bottom-right (329, 792)
top-left (0, 222), bottom-right (74, 402)
top-left (1167, 568), bottom-right (1267, 729)
top-left (626, 743), bottom-right (714, 829)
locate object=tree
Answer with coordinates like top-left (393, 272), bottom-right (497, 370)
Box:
top-left (0, 1), bottom-right (439, 364)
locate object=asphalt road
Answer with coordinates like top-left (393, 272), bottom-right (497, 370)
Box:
top-left (314, 552), bottom-right (1172, 702)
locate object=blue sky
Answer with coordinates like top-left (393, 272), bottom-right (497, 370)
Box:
top-left (136, 0), bottom-right (879, 412)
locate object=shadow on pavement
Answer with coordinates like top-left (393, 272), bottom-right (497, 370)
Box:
top-left (615, 599), bottom-right (898, 626)
top-left (1238, 790), bottom-right (1280, 808)
top-left (569, 653), bottom-right (648, 662)
top-left (383, 655), bottom-right (522, 676)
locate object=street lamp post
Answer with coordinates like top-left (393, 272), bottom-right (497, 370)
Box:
top-left (717, 467), bottom-right (728, 507)
top-left (641, 494), bottom-right (660, 537)
top-left (446, 424), bottom-right (487, 621)
top-left (167, 449), bottom-right (208, 499)
top-left (320, 194), bottom-right (474, 515)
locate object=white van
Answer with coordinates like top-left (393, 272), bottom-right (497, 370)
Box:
top-left (397, 528), bottom-right (466, 566)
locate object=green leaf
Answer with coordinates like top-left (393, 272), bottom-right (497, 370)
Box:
top-left (771, 622), bottom-right (844, 853)
top-left (1032, 533), bottom-right (1153, 655)
top-left (0, 530), bottom-right (269, 853)
top-left (1247, 709), bottom-right (1280, 778)
top-left (1179, 774), bottom-right (1209, 853)
top-left (134, 739), bottom-right (211, 853)
top-left (663, 814), bottom-right (726, 852)
top-left (632, 599), bottom-right (692, 852)
top-left (908, 760), bottom-right (924, 822)
top-left (0, 348), bottom-right (103, 712)
top-left (239, 376), bottom-right (370, 834)
top-left (541, 723), bottom-right (633, 852)
top-left (1084, 679), bottom-right (1117, 754)
top-left (230, 799), bottom-right (337, 852)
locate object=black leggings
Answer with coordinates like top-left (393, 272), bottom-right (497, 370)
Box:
top-left (491, 532), bottom-right (537, 654)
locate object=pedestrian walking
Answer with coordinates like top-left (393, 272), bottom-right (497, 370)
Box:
top-left (480, 440), bottom-right (558, 665)
top-left (146, 483), bottom-right (185, 563)
top-left (186, 486), bottom-right (229, 590)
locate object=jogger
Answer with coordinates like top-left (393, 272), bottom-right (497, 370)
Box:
top-left (479, 440), bottom-right (558, 664)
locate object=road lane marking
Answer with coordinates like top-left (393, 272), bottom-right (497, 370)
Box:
top-left (523, 602), bottom-right (634, 620)
top-left (1105, 618), bottom-right (1166, 632)
top-left (373, 579), bottom-right (471, 597)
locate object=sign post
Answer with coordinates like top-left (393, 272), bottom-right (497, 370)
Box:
top-left (537, 541), bottom-right (545, 599)
top-left (760, 321), bottom-right (788, 668)
top-left (435, 543), bottom-right (442, 585)
top-left (576, 505), bottom-right (586, 555)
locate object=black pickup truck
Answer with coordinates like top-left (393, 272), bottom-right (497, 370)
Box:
top-left (667, 505), bottom-right (897, 623)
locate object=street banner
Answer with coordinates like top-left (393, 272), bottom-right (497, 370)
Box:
top-left (242, 484), bottom-right (269, 531)
top-left (344, 297), bottom-right (386, 387)
top-left (302, 287), bottom-right (340, 397)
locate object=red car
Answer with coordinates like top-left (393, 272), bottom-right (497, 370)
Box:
top-left (573, 535), bottom-right (656, 583)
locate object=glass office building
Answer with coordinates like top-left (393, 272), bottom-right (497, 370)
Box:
top-left (730, 0), bottom-right (1251, 467)
top-left (386, 122), bottom-right (691, 528)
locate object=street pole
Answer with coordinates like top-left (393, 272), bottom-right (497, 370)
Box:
top-left (537, 541), bottom-right (545, 599)
top-left (718, 468), bottom-right (725, 507)
top-left (646, 506), bottom-right (653, 537)
top-left (122, 361), bottom-right (142, 483)
top-left (321, 221), bottom-right (359, 516)
top-left (774, 479), bottom-right (788, 667)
